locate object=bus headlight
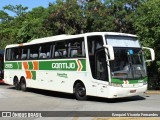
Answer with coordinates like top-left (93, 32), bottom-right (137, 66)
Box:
top-left (110, 83), bottom-right (122, 87)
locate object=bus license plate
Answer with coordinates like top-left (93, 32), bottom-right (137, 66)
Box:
top-left (130, 90), bottom-right (136, 93)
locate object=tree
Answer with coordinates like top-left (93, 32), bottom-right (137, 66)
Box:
top-left (16, 7), bottom-right (49, 43)
top-left (3, 4), bottom-right (28, 17)
top-left (0, 5), bottom-right (49, 46)
top-left (0, 4), bottom-right (29, 49)
top-left (45, 0), bottom-right (86, 35)
top-left (0, 10), bottom-right (13, 22)
top-left (134, 0), bottom-right (160, 89)
top-left (83, 0), bottom-right (115, 32)
top-left (101, 0), bottom-right (144, 33)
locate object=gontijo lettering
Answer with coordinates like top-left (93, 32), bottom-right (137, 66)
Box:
top-left (52, 62), bottom-right (75, 69)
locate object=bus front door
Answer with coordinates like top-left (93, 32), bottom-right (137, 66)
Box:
top-left (95, 49), bottom-right (109, 97)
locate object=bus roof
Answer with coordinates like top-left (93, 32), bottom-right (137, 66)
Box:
top-left (5, 32), bottom-right (137, 48)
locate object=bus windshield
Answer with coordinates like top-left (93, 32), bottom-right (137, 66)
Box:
top-left (110, 48), bottom-right (146, 80)
top-left (105, 35), bottom-right (147, 80)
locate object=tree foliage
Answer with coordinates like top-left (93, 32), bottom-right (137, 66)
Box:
top-left (134, 0), bottom-right (160, 89)
top-left (3, 4), bottom-right (28, 17)
top-left (0, 0), bottom-right (160, 89)
top-left (45, 0), bottom-right (86, 34)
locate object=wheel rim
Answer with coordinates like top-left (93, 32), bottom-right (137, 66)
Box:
top-left (76, 84), bottom-right (86, 97)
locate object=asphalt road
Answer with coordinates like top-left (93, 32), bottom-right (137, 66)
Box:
top-left (0, 84), bottom-right (160, 120)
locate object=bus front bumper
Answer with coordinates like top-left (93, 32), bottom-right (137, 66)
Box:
top-left (107, 85), bottom-right (147, 98)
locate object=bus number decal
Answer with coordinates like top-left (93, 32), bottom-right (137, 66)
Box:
top-left (5, 64), bottom-right (13, 69)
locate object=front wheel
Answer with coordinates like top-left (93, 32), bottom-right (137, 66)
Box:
top-left (74, 82), bottom-right (87, 100)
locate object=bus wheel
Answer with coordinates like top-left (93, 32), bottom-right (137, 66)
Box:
top-left (13, 77), bottom-right (20, 90)
top-left (74, 82), bottom-right (87, 100)
top-left (20, 78), bottom-right (27, 92)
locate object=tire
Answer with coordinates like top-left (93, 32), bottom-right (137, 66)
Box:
top-left (74, 82), bottom-right (87, 100)
top-left (13, 77), bottom-right (20, 90)
top-left (20, 78), bottom-right (27, 92)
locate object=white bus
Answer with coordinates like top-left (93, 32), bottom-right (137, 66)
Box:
top-left (4, 32), bottom-right (155, 100)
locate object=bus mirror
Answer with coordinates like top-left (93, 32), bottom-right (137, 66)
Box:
top-left (142, 47), bottom-right (155, 62)
top-left (103, 45), bottom-right (115, 61)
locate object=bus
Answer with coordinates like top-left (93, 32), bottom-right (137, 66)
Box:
top-left (3, 32), bottom-right (155, 100)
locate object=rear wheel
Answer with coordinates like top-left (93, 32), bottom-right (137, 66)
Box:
top-left (20, 78), bottom-right (27, 92)
top-left (13, 77), bottom-right (20, 90)
top-left (74, 82), bottom-right (87, 100)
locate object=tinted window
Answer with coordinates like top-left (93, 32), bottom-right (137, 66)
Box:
top-left (39, 43), bottom-right (52, 59)
top-left (68, 38), bottom-right (85, 58)
top-left (54, 41), bottom-right (67, 58)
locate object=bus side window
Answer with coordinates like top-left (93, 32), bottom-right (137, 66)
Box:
top-left (55, 51), bottom-right (59, 57)
top-left (12, 48), bottom-right (22, 60)
top-left (32, 54), bottom-right (38, 59)
top-left (29, 45), bottom-right (40, 60)
top-left (47, 52), bottom-right (50, 58)
top-left (55, 51), bottom-right (63, 58)
top-left (21, 47), bottom-right (28, 60)
top-left (68, 37), bottom-right (85, 58)
top-left (71, 50), bottom-right (78, 57)
top-left (21, 54), bottom-right (27, 60)
top-left (40, 53), bottom-right (47, 58)
top-left (40, 43), bottom-right (52, 59)
top-left (54, 41), bottom-right (67, 58)
top-left (5, 49), bottom-right (10, 61)
top-left (62, 50), bottom-right (67, 57)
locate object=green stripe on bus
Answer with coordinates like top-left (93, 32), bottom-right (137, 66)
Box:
top-left (111, 77), bottom-right (148, 84)
top-left (80, 59), bottom-right (86, 71)
top-left (4, 62), bottom-right (20, 69)
top-left (18, 62), bottom-right (22, 69)
top-left (4, 59), bottom-right (86, 71)
top-left (31, 71), bottom-right (36, 80)
top-left (28, 62), bottom-right (33, 70)
top-left (39, 59), bottom-right (86, 71)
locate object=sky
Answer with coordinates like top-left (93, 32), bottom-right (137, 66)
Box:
top-left (0, 0), bottom-right (56, 16)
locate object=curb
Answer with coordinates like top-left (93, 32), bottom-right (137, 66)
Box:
top-left (145, 90), bottom-right (160, 94)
